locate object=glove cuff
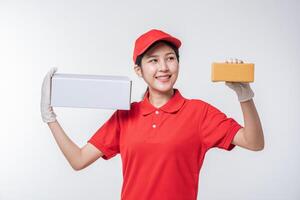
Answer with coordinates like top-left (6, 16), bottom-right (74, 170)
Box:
top-left (42, 111), bottom-right (57, 123)
top-left (238, 89), bottom-right (254, 102)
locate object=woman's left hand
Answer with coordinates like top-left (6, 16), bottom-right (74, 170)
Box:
top-left (224, 58), bottom-right (254, 102)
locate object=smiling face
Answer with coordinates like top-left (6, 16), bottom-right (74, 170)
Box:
top-left (134, 41), bottom-right (179, 95)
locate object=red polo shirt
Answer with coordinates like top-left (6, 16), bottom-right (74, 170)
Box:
top-left (88, 88), bottom-right (243, 200)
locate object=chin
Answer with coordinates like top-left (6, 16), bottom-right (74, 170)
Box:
top-left (151, 85), bottom-right (175, 93)
top-left (149, 77), bottom-right (177, 93)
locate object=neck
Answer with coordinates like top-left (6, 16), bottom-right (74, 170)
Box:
top-left (148, 88), bottom-right (175, 108)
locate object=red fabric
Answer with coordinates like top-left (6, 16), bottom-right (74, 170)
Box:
top-left (133, 29), bottom-right (181, 63)
top-left (88, 88), bottom-right (243, 200)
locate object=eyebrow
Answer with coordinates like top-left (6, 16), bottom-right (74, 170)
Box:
top-left (144, 52), bottom-right (175, 59)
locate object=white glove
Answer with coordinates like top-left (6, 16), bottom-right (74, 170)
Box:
top-left (225, 82), bottom-right (254, 102)
top-left (41, 67), bottom-right (57, 123)
top-left (224, 58), bottom-right (254, 102)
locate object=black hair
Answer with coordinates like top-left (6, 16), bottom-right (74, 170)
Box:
top-left (135, 40), bottom-right (180, 67)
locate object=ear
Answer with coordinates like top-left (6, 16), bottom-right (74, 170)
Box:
top-left (134, 64), bottom-right (143, 77)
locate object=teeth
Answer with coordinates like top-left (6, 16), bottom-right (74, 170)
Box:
top-left (156, 75), bottom-right (170, 80)
top-left (156, 75), bottom-right (170, 78)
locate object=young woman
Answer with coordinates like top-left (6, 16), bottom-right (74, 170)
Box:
top-left (41, 29), bottom-right (264, 200)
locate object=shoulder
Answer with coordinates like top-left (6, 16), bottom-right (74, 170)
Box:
top-left (116, 101), bottom-right (140, 119)
top-left (184, 97), bottom-right (226, 119)
top-left (185, 98), bottom-right (210, 111)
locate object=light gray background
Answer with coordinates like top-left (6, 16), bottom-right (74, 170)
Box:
top-left (0, 0), bottom-right (299, 199)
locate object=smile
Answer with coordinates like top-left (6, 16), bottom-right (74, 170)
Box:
top-left (155, 75), bottom-right (171, 81)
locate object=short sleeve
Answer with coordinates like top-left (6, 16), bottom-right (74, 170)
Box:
top-left (87, 110), bottom-right (120, 160)
top-left (200, 103), bottom-right (243, 151)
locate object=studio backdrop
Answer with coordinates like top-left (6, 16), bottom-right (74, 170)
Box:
top-left (0, 0), bottom-right (299, 199)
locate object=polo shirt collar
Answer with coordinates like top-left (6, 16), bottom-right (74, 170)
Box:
top-left (140, 88), bottom-right (186, 116)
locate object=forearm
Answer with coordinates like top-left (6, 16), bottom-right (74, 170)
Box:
top-left (47, 120), bottom-right (82, 170)
top-left (240, 99), bottom-right (265, 150)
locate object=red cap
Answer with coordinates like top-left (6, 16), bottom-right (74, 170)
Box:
top-left (133, 29), bottom-right (181, 63)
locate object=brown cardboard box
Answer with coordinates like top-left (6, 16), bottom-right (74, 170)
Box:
top-left (211, 62), bottom-right (255, 82)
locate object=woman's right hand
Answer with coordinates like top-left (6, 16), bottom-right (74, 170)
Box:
top-left (41, 67), bottom-right (57, 123)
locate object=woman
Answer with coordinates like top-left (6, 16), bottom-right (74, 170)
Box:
top-left (41, 29), bottom-right (264, 200)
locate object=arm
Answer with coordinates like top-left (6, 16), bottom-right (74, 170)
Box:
top-left (41, 68), bottom-right (103, 171)
top-left (232, 99), bottom-right (264, 151)
top-left (224, 58), bottom-right (264, 151)
top-left (48, 120), bottom-right (104, 170)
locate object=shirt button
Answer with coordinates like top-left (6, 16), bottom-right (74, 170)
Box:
top-left (152, 124), bottom-right (157, 128)
top-left (155, 110), bottom-right (159, 114)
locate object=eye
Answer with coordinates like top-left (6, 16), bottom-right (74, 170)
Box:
top-left (149, 59), bottom-right (158, 63)
top-left (168, 56), bottom-right (175, 61)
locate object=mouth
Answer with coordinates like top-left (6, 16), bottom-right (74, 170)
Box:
top-left (155, 75), bottom-right (172, 81)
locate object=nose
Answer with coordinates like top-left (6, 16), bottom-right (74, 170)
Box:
top-left (158, 60), bottom-right (169, 71)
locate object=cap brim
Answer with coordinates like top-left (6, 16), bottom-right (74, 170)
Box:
top-left (138, 36), bottom-right (181, 58)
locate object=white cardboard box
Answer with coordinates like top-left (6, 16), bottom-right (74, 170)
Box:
top-left (50, 73), bottom-right (132, 110)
